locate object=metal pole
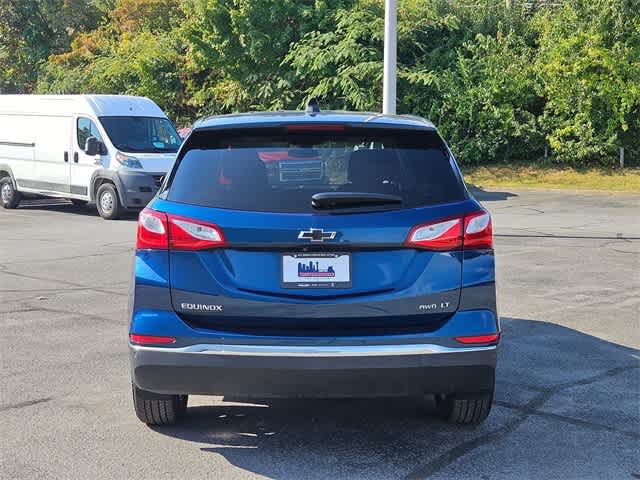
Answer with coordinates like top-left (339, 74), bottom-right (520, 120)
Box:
top-left (383, 0), bottom-right (397, 115)
top-left (619, 147), bottom-right (625, 168)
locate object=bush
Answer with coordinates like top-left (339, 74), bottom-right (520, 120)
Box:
top-left (535, 0), bottom-right (640, 166)
top-left (26, 0), bottom-right (640, 166)
top-left (417, 32), bottom-right (543, 163)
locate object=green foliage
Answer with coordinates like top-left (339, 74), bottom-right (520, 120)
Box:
top-left (535, 0), bottom-right (640, 165)
top-left (37, 0), bottom-right (188, 120)
top-left (0, 0), bottom-right (101, 92)
top-left (286, 1), bottom-right (384, 110)
top-left (287, 0), bottom-right (639, 165)
top-left (421, 32), bottom-right (543, 163)
top-left (5, 0), bottom-right (638, 164)
top-left (288, 0), bottom-right (544, 162)
top-left (181, 0), bottom-right (355, 114)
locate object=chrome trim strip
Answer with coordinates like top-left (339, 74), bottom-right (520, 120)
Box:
top-left (131, 343), bottom-right (496, 357)
top-left (0, 141), bottom-right (35, 147)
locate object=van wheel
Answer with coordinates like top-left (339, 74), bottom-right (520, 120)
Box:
top-left (96, 183), bottom-right (122, 220)
top-left (132, 384), bottom-right (188, 426)
top-left (437, 390), bottom-right (493, 425)
top-left (70, 199), bottom-right (88, 207)
top-left (0, 177), bottom-right (21, 209)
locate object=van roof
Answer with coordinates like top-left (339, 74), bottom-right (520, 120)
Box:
top-left (0, 94), bottom-right (167, 118)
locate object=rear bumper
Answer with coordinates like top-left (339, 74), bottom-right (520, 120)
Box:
top-left (130, 342), bottom-right (497, 397)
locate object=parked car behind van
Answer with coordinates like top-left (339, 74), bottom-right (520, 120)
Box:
top-left (0, 95), bottom-right (180, 219)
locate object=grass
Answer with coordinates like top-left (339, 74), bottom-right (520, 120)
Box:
top-left (463, 164), bottom-right (640, 193)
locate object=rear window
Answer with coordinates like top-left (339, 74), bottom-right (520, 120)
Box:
top-left (166, 127), bottom-right (465, 213)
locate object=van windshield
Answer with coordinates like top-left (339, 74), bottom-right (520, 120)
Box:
top-left (99, 116), bottom-right (181, 153)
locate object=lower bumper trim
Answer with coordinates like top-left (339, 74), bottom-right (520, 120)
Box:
top-left (130, 343), bottom-right (496, 357)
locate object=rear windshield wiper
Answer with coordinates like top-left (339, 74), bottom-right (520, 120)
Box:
top-left (311, 192), bottom-right (403, 209)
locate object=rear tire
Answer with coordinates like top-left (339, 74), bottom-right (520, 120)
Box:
top-left (96, 183), bottom-right (122, 220)
top-left (437, 390), bottom-right (493, 425)
top-left (0, 177), bottom-right (21, 209)
top-left (132, 384), bottom-right (188, 426)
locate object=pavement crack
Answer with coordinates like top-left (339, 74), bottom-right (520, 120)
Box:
top-left (405, 366), bottom-right (639, 479)
top-left (496, 233), bottom-right (640, 240)
top-left (0, 286), bottom-right (127, 295)
top-left (0, 397), bottom-right (53, 412)
top-left (0, 307), bottom-right (42, 315)
top-left (26, 305), bottom-right (123, 325)
top-left (405, 409), bottom-right (534, 480)
top-left (1, 249), bottom-right (131, 266)
top-left (0, 269), bottom-right (127, 297)
top-left (494, 400), bottom-right (640, 440)
top-left (522, 207), bottom-right (545, 214)
top-left (0, 304), bottom-right (123, 325)
top-left (3, 351), bottom-right (124, 379)
top-left (552, 365), bottom-right (639, 390)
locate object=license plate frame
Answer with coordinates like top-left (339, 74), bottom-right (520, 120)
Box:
top-left (281, 252), bottom-right (352, 289)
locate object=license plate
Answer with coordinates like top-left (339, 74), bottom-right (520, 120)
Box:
top-left (281, 253), bottom-right (351, 289)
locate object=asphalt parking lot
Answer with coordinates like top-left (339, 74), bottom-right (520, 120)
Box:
top-left (1, 188), bottom-right (639, 480)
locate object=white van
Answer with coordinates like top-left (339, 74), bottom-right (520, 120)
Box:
top-left (0, 95), bottom-right (180, 219)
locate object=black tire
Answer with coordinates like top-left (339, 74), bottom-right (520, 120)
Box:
top-left (96, 183), bottom-right (122, 220)
top-left (437, 390), bottom-right (493, 425)
top-left (132, 384), bottom-right (188, 426)
top-left (0, 176), bottom-right (21, 209)
top-left (69, 198), bottom-right (88, 207)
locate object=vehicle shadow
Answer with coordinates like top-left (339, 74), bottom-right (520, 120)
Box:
top-left (466, 184), bottom-right (518, 202)
top-left (17, 199), bottom-right (138, 220)
top-left (149, 317), bottom-right (640, 479)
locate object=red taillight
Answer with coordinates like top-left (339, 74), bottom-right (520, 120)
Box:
top-left (455, 333), bottom-right (500, 345)
top-left (136, 208), bottom-right (168, 249)
top-left (136, 208), bottom-right (225, 251)
top-left (406, 210), bottom-right (493, 251)
top-left (463, 210), bottom-right (493, 249)
top-left (406, 217), bottom-right (463, 251)
top-left (129, 333), bottom-right (176, 345)
top-left (168, 214), bottom-right (225, 250)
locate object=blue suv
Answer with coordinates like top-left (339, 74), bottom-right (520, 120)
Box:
top-left (129, 107), bottom-right (499, 426)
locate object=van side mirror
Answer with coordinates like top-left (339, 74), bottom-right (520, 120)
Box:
top-left (84, 136), bottom-right (99, 156)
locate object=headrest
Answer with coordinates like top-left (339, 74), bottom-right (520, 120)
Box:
top-left (348, 149), bottom-right (399, 187)
top-left (219, 149), bottom-right (267, 188)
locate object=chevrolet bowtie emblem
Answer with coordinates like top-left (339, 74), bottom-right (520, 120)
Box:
top-left (298, 228), bottom-right (336, 242)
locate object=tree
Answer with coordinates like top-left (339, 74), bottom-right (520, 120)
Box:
top-left (0, 0), bottom-right (101, 92)
top-left (181, 0), bottom-right (355, 114)
top-left (287, 0), bottom-right (542, 162)
top-left (28, 0), bottom-right (640, 165)
top-left (535, 0), bottom-right (640, 165)
top-left (285, 0), bottom-right (384, 110)
top-left (37, 0), bottom-right (189, 121)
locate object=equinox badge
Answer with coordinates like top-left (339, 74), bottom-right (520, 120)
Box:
top-left (298, 228), bottom-right (336, 242)
top-left (181, 303), bottom-right (223, 312)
